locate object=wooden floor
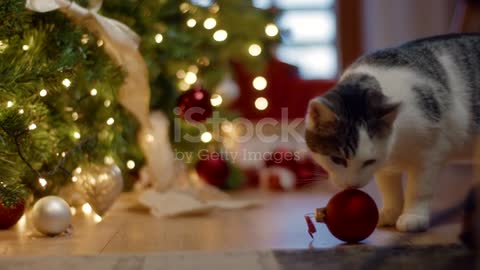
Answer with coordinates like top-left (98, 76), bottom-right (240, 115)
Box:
top-left (0, 164), bottom-right (473, 256)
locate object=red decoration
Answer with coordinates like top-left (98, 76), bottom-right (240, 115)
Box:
top-left (0, 199), bottom-right (25, 230)
top-left (196, 153), bottom-right (230, 188)
top-left (176, 87), bottom-right (213, 122)
top-left (315, 189), bottom-right (379, 243)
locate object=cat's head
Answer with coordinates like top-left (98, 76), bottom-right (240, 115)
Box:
top-left (305, 76), bottom-right (401, 189)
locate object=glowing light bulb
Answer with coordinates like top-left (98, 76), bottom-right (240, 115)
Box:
top-left (106, 117), bottom-right (115, 125)
top-left (104, 156), bottom-right (114, 165)
top-left (184, 72), bottom-right (197, 84)
top-left (70, 207), bottom-right (77, 215)
top-left (18, 109), bottom-right (24, 114)
top-left (179, 2), bottom-right (190, 13)
top-left (155, 33), bottom-right (163, 44)
top-left (39, 89), bottom-right (47, 97)
top-left (176, 70), bottom-right (186, 79)
top-left (73, 131), bottom-right (81, 139)
top-left (146, 133), bottom-right (155, 142)
top-left (81, 34), bottom-right (89, 44)
top-left (210, 94), bottom-right (223, 107)
top-left (104, 100), bottom-right (111, 107)
top-left (203, 18), bottom-right (217, 29)
top-left (28, 123), bottom-right (37, 130)
top-left (265, 23), bottom-right (279, 37)
top-left (38, 178), bottom-right (47, 187)
top-left (72, 176), bottom-right (78, 182)
top-left (61, 152), bottom-right (66, 157)
top-left (90, 88), bottom-right (98, 96)
top-left (72, 112), bottom-right (79, 121)
top-left (248, 44), bottom-right (262, 56)
top-left (82, 203), bottom-right (92, 215)
top-left (187, 18), bottom-right (197, 28)
top-left (75, 167), bottom-right (82, 174)
top-left (213, 30), bottom-right (228, 42)
top-left (188, 65), bottom-right (199, 73)
top-left (252, 76), bottom-right (267, 91)
top-left (62, 78), bottom-right (71, 88)
top-left (22, 45), bottom-right (29, 51)
top-left (126, 160), bottom-right (135, 169)
top-left (178, 81), bottom-right (190, 91)
top-left (200, 132), bottom-right (213, 143)
top-left (97, 40), bottom-right (104, 47)
top-left (6, 101), bottom-right (13, 108)
top-left (93, 214), bottom-right (102, 223)
top-left (255, 97), bottom-right (268, 110)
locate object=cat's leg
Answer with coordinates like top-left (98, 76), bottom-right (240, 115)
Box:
top-left (375, 170), bottom-right (404, 226)
top-left (396, 161), bottom-right (444, 232)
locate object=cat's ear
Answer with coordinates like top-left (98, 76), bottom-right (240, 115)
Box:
top-left (306, 97), bottom-right (337, 133)
top-left (379, 102), bottom-right (401, 126)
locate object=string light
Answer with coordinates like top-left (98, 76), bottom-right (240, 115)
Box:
top-left (146, 133), bottom-right (155, 142)
top-left (61, 152), bottom-right (66, 157)
top-left (22, 45), bottom-right (29, 51)
top-left (82, 203), bottom-right (92, 215)
top-left (72, 176), bottom-right (78, 182)
top-left (188, 65), bottom-right (199, 73)
top-left (72, 112), bottom-right (79, 121)
top-left (187, 18), bottom-right (197, 28)
top-left (75, 167), bottom-right (82, 174)
top-left (18, 109), bottom-right (24, 114)
top-left (252, 76), bottom-right (267, 90)
top-left (0, 40), bottom-right (8, 53)
top-left (209, 3), bottom-right (220, 13)
top-left (155, 33), bottom-right (163, 44)
top-left (104, 156), bottom-right (114, 165)
top-left (265, 23), bottom-right (279, 37)
top-left (248, 44), bottom-right (262, 56)
top-left (81, 34), bottom-right (89, 44)
top-left (184, 71), bottom-right (197, 84)
top-left (90, 88), bottom-right (98, 96)
top-left (176, 70), bottom-right (186, 79)
top-left (6, 101), bottom-right (13, 108)
top-left (70, 207), bottom-right (77, 215)
top-left (178, 81), bottom-right (190, 91)
top-left (200, 131), bottom-right (213, 143)
top-left (213, 30), bottom-right (228, 42)
top-left (28, 123), bottom-right (37, 130)
top-left (106, 117), bottom-right (115, 125)
top-left (97, 40), bottom-right (104, 47)
top-left (73, 131), bottom-right (81, 139)
top-left (179, 2), bottom-right (190, 13)
top-left (39, 89), bottom-right (47, 97)
top-left (38, 178), bottom-right (47, 187)
top-left (255, 97), bottom-right (269, 110)
top-left (203, 18), bottom-right (217, 29)
top-left (210, 94), bottom-right (223, 107)
top-left (126, 160), bottom-right (135, 169)
top-left (104, 100), bottom-right (111, 107)
top-left (62, 78), bottom-right (71, 88)
top-left (93, 214), bottom-right (102, 223)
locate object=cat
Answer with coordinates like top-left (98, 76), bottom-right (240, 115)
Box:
top-left (304, 33), bottom-right (480, 232)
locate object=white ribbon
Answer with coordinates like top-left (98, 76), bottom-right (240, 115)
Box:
top-left (26, 0), bottom-right (176, 191)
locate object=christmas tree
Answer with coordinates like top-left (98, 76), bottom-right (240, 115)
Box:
top-left (0, 0), bottom-right (144, 205)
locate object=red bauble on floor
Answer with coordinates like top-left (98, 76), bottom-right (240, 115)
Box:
top-left (195, 154), bottom-right (230, 188)
top-left (315, 189), bottom-right (379, 243)
top-left (0, 199), bottom-right (25, 229)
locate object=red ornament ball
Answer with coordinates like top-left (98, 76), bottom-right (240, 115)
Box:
top-left (317, 189), bottom-right (379, 243)
top-left (0, 199), bottom-right (25, 230)
top-left (176, 87), bottom-right (213, 122)
top-left (196, 153), bottom-right (230, 188)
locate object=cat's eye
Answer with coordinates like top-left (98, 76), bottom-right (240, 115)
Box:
top-left (330, 156), bottom-right (347, 167)
top-left (362, 159), bottom-right (377, 167)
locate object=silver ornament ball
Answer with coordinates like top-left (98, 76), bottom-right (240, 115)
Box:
top-left (31, 196), bottom-right (72, 236)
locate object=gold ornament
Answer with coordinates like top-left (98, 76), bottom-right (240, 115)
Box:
top-left (31, 196), bottom-right (72, 236)
top-left (74, 164), bottom-right (123, 216)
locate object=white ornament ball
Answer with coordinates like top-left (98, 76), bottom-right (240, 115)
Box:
top-left (31, 196), bottom-right (72, 236)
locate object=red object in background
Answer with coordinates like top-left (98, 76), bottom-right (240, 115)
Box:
top-left (230, 58), bottom-right (336, 120)
top-left (195, 154), bottom-right (230, 188)
top-left (176, 87), bottom-right (213, 122)
top-left (0, 199), bottom-right (25, 230)
top-left (315, 189), bottom-right (379, 243)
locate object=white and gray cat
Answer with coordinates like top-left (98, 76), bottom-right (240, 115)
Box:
top-left (305, 33), bottom-right (480, 232)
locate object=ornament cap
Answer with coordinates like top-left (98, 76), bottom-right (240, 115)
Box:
top-left (315, 207), bottom-right (326, 223)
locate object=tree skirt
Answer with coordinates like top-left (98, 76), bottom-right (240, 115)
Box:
top-left (0, 245), bottom-right (475, 270)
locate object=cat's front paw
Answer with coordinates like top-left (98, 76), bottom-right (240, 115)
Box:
top-left (396, 213), bottom-right (430, 232)
top-left (378, 208), bottom-right (402, 227)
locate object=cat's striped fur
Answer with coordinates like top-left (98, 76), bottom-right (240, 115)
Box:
top-left (305, 33), bottom-right (480, 232)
